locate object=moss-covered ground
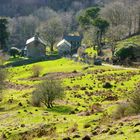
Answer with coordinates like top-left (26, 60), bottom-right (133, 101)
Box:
top-left (0, 57), bottom-right (140, 140)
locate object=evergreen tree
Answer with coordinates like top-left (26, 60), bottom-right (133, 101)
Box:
top-left (0, 18), bottom-right (9, 51)
top-left (78, 7), bottom-right (109, 55)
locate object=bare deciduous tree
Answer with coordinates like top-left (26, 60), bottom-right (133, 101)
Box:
top-left (37, 17), bottom-right (63, 52)
top-left (32, 77), bottom-right (64, 108)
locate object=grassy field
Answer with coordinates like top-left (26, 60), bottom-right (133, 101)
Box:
top-left (0, 57), bottom-right (140, 140)
top-left (116, 35), bottom-right (140, 49)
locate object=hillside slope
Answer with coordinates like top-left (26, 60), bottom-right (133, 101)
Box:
top-left (0, 57), bottom-right (140, 139)
top-left (116, 35), bottom-right (140, 49)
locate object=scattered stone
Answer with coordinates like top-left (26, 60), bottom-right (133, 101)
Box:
top-left (89, 87), bottom-right (93, 90)
top-left (93, 126), bottom-right (100, 130)
top-left (72, 70), bottom-right (78, 73)
top-left (118, 131), bottom-right (124, 135)
top-left (92, 130), bottom-right (98, 136)
top-left (134, 122), bottom-right (140, 127)
top-left (81, 87), bottom-right (86, 90)
top-left (119, 122), bottom-right (124, 126)
top-left (75, 108), bottom-right (79, 111)
top-left (64, 117), bottom-right (67, 120)
top-left (83, 67), bottom-right (89, 70)
top-left (104, 95), bottom-right (118, 101)
top-left (103, 82), bottom-right (113, 88)
top-left (82, 135), bottom-right (91, 140)
top-left (21, 124), bottom-right (25, 127)
top-left (77, 103), bottom-right (81, 106)
top-left (109, 130), bottom-right (117, 135)
top-left (18, 102), bottom-right (23, 106)
top-left (101, 128), bottom-right (110, 133)
top-left (1, 133), bottom-right (6, 139)
top-left (84, 123), bottom-right (91, 128)
top-left (69, 110), bottom-right (75, 114)
top-left (24, 109), bottom-right (27, 112)
top-left (133, 129), bottom-right (140, 133)
top-left (63, 137), bottom-right (71, 140)
top-left (73, 134), bottom-right (80, 138)
top-left (8, 99), bottom-right (13, 104)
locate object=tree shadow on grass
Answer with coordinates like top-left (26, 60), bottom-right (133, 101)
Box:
top-left (47, 105), bottom-right (73, 115)
top-left (5, 55), bottom-right (61, 67)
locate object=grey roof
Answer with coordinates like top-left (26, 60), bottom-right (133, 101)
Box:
top-left (26, 36), bottom-right (46, 46)
top-left (57, 39), bottom-right (71, 47)
top-left (63, 35), bottom-right (82, 42)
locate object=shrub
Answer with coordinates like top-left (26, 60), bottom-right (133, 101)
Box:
top-left (31, 65), bottom-right (42, 77)
top-left (103, 82), bottom-right (113, 88)
top-left (9, 47), bottom-right (21, 58)
top-left (32, 77), bottom-right (64, 108)
top-left (112, 103), bottom-right (128, 119)
top-left (0, 68), bottom-right (7, 100)
top-left (115, 43), bottom-right (140, 61)
top-left (32, 91), bottom-right (41, 107)
top-left (129, 83), bottom-right (140, 114)
top-left (112, 83), bottom-right (140, 119)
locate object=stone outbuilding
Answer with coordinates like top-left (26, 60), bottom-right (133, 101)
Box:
top-left (24, 34), bottom-right (46, 58)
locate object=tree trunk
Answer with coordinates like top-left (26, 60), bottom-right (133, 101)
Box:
top-left (50, 46), bottom-right (54, 52)
top-left (138, 11), bottom-right (140, 34)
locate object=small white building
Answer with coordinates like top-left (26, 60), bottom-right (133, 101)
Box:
top-left (57, 39), bottom-right (71, 56)
top-left (24, 34), bottom-right (46, 58)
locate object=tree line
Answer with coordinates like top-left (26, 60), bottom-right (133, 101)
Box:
top-left (0, 0), bottom-right (140, 54)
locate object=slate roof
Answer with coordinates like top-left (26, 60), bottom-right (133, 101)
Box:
top-left (57, 39), bottom-right (71, 47)
top-left (63, 35), bottom-right (82, 42)
top-left (26, 36), bottom-right (46, 46)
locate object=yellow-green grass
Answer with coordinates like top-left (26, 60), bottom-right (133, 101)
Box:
top-left (0, 57), bottom-right (140, 139)
top-left (85, 47), bottom-right (97, 57)
top-left (116, 35), bottom-right (140, 49)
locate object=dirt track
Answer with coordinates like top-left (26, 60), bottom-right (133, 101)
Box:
top-left (103, 63), bottom-right (139, 70)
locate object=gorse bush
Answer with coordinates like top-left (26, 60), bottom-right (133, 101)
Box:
top-left (0, 68), bottom-right (7, 100)
top-left (32, 91), bottom-right (41, 107)
top-left (130, 83), bottom-right (140, 114)
top-left (31, 64), bottom-right (43, 77)
top-left (112, 82), bottom-right (140, 119)
top-left (113, 103), bottom-right (128, 119)
top-left (32, 77), bottom-right (64, 108)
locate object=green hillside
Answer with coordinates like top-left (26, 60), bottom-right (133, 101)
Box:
top-left (0, 57), bottom-right (140, 139)
top-left (116, 35), bottom-right (140, 49)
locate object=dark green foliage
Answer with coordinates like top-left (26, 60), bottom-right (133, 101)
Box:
top-left (32, 78), bottom-right (64, 108)
top-left (78, 15), bottom-right (90, 29)
top-left (93, 18), bottom-right (109, 33)
top-left (0, 18), bottom-right (9, 51)
top-left (85, 7), bottom-right (100, 19)
top-left (116, 46), bottom-right (133, 60)
top-left (78, 7), bottom-right (100, 28)
top-left (103, 82), bottom-right (112, 88)
top-left (9, 47), bottom-right (20, 58)
top-left (78, 7), bottom-right (109, 55)
top-left (115, 43), bottom-right (139, 61)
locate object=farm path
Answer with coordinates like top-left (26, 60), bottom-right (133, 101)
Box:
top-left (103, 63), bottom-right (139, 70)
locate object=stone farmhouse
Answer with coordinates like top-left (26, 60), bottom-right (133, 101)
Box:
top-left (24, 34), bottom-right (46, 58)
